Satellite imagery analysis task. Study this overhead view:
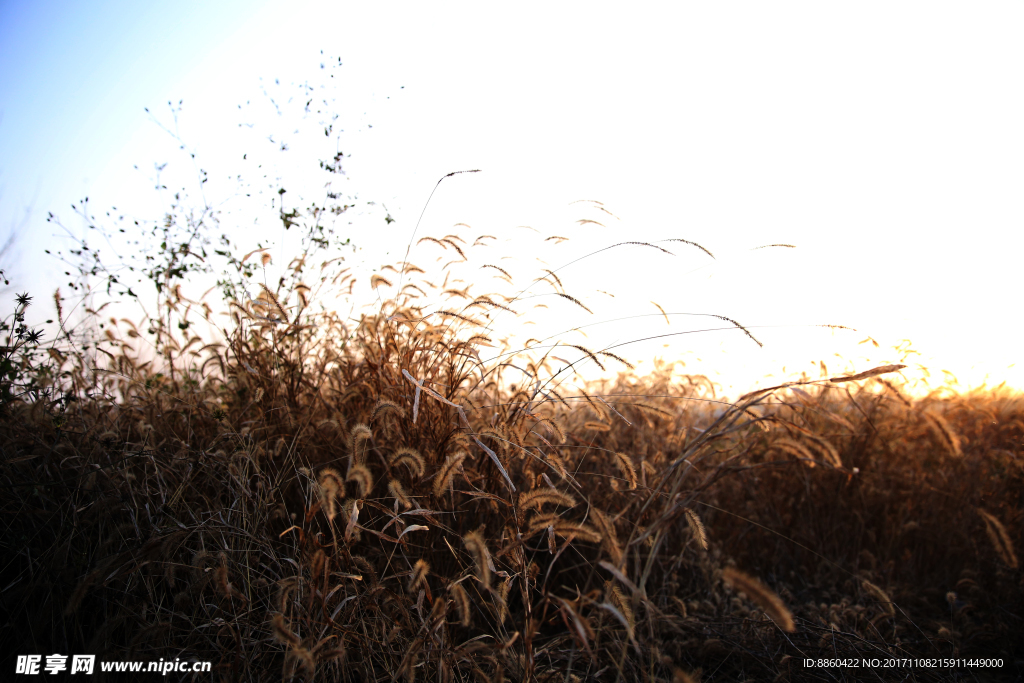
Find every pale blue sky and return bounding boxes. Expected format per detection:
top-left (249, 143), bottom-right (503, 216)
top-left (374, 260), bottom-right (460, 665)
top-left (2, 1), bottom-right (1023, 397)
top-left (0, 0), bottom-right (270, 239)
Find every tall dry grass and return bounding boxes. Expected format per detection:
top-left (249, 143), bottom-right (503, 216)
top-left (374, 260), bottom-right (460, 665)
top-left (1, 181), bottom-right (1021, 682)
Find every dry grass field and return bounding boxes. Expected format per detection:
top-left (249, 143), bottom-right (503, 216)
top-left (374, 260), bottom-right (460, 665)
top-left (1, 208), bottom-right (1021, 682)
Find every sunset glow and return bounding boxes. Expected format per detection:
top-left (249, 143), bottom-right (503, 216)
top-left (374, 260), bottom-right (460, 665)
top-left (2, 1), bottom-right (1022, 399)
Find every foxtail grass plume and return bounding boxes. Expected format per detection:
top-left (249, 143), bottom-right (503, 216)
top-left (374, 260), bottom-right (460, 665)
top-left (722, 567), bottom-right (796, 632)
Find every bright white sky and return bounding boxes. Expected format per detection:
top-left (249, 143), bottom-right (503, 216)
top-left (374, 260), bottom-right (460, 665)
top-left (2, 1), bottom-right (1022, 399)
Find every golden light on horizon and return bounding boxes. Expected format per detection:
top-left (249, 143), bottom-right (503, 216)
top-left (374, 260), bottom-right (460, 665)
top-left (332, 196), bottom-right (1024, 404)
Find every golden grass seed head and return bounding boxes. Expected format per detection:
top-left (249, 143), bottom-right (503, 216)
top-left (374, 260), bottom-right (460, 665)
top-left (497, 580), bottom-right (511, 625)
top-left (527, 512), bottom-right (558, 536)
top-left (546, 387), bottom-right (570, 409)
top-left (978, 508), bottom-right (1018, 568)
top-left (272, 613), bottom-right (301, 648)
top-left (539, 416), bottom-right (566, 444)
top-left (346, 463), bottom-right (374, 499)
top-left (449, 432), bottom-right (472, 451)
top-left (533, 517), bottom-right (603, 545)
top-left (861, 579), bottom-right (895, 617)
top-left (609, 584), bottom-right (634, 634)
top-left (214, 563), bottom-right (233, 599)
top-left (463, 530), bottom-right (491, 590)
top-left (672, 668), bottom-right (700, 683)
top-left (501, 524), bottom-right (526, 570)
top-left (480, 264), bottom-right (512, 281)
top-left (721, 567), bottom-right (796, 632)
top-left (349, 422), bottom-right (372, 444)
top-left (879, 378), bottom-right (914, 408)
top-left (478, 428), bottom-right (508, 454)
top-left (708, 314), bottom-right (762, 347)
top-left (433, 451), bottom-right (469, 499)
top-left (408, 559), bottom-right (430, 594)
top-left (772, 438), bottom-right (817, 466)
top-left (556, 294), bottom-right (593, 315)
top-left (598, 350), bottom-right (635, 369)
top-left (640, 459), bottom-right (658, 484)
top-left (449, 581), bottom-right (472, 627)
top-left (518, 487), bottom-right (576, 511)
top-left (289, 647), bottom-right (315, 682)
top-left (258, 283), bottom-right (288, 321)
top-left (318, 467), bottom-right (344, 488)
top-left (388, 478), bottom-right (413, 510)
top-left (348, 423), bottom-right (372, 463)
top-left (350, 555), bottom-right (373, 579)
top-left (555, 520), bottom-right (603, 544)
top-left (829, 363), bottom-right (907, 383)
top-left (371, 398), bottom-right (405, 423)
top-left (370, 274), bottom-right (392, 289)
top-left (684, 508), bottom-right (708, 550)
top-left (591, 508), bottom-right (623, 565)
top-left (53, 288), bottom-right (64, 322)
top-left (316, 418), bottom-right (342, 434)
top-left (440, 237), bottom-right (466, 259)
top-left (428, 591), bottom-right (448, 626)
top-left (805, 434), bottom-right (843, 469)
top-left (276, 577), bottom-right (298, 613)
top-left (389, 447), bottom-right (426, 479)
top-left (923, 411), bottom-right (963, 458)
top-left (577, 386), bottom-right (609, 421)
top-left (397, 637), bottom-right (422, 683)
top-left (309, 549), bottom-right (326, 580)
top-left (613, 451), bottom-right (638, 490)
top-left (318, 467), bottom-right (345, 520)
top-left (741, 408), bottom-right (771, 432)
top-left (633, 402), bottom-right (673, 419)
top-left (543, 452), bottom-right (568, 481)
top-left (438, 309), bottom-right (481, 326)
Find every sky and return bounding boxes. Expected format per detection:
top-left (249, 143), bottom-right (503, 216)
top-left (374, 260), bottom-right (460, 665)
top-left (1, 1), bottom-right (1023, 399)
